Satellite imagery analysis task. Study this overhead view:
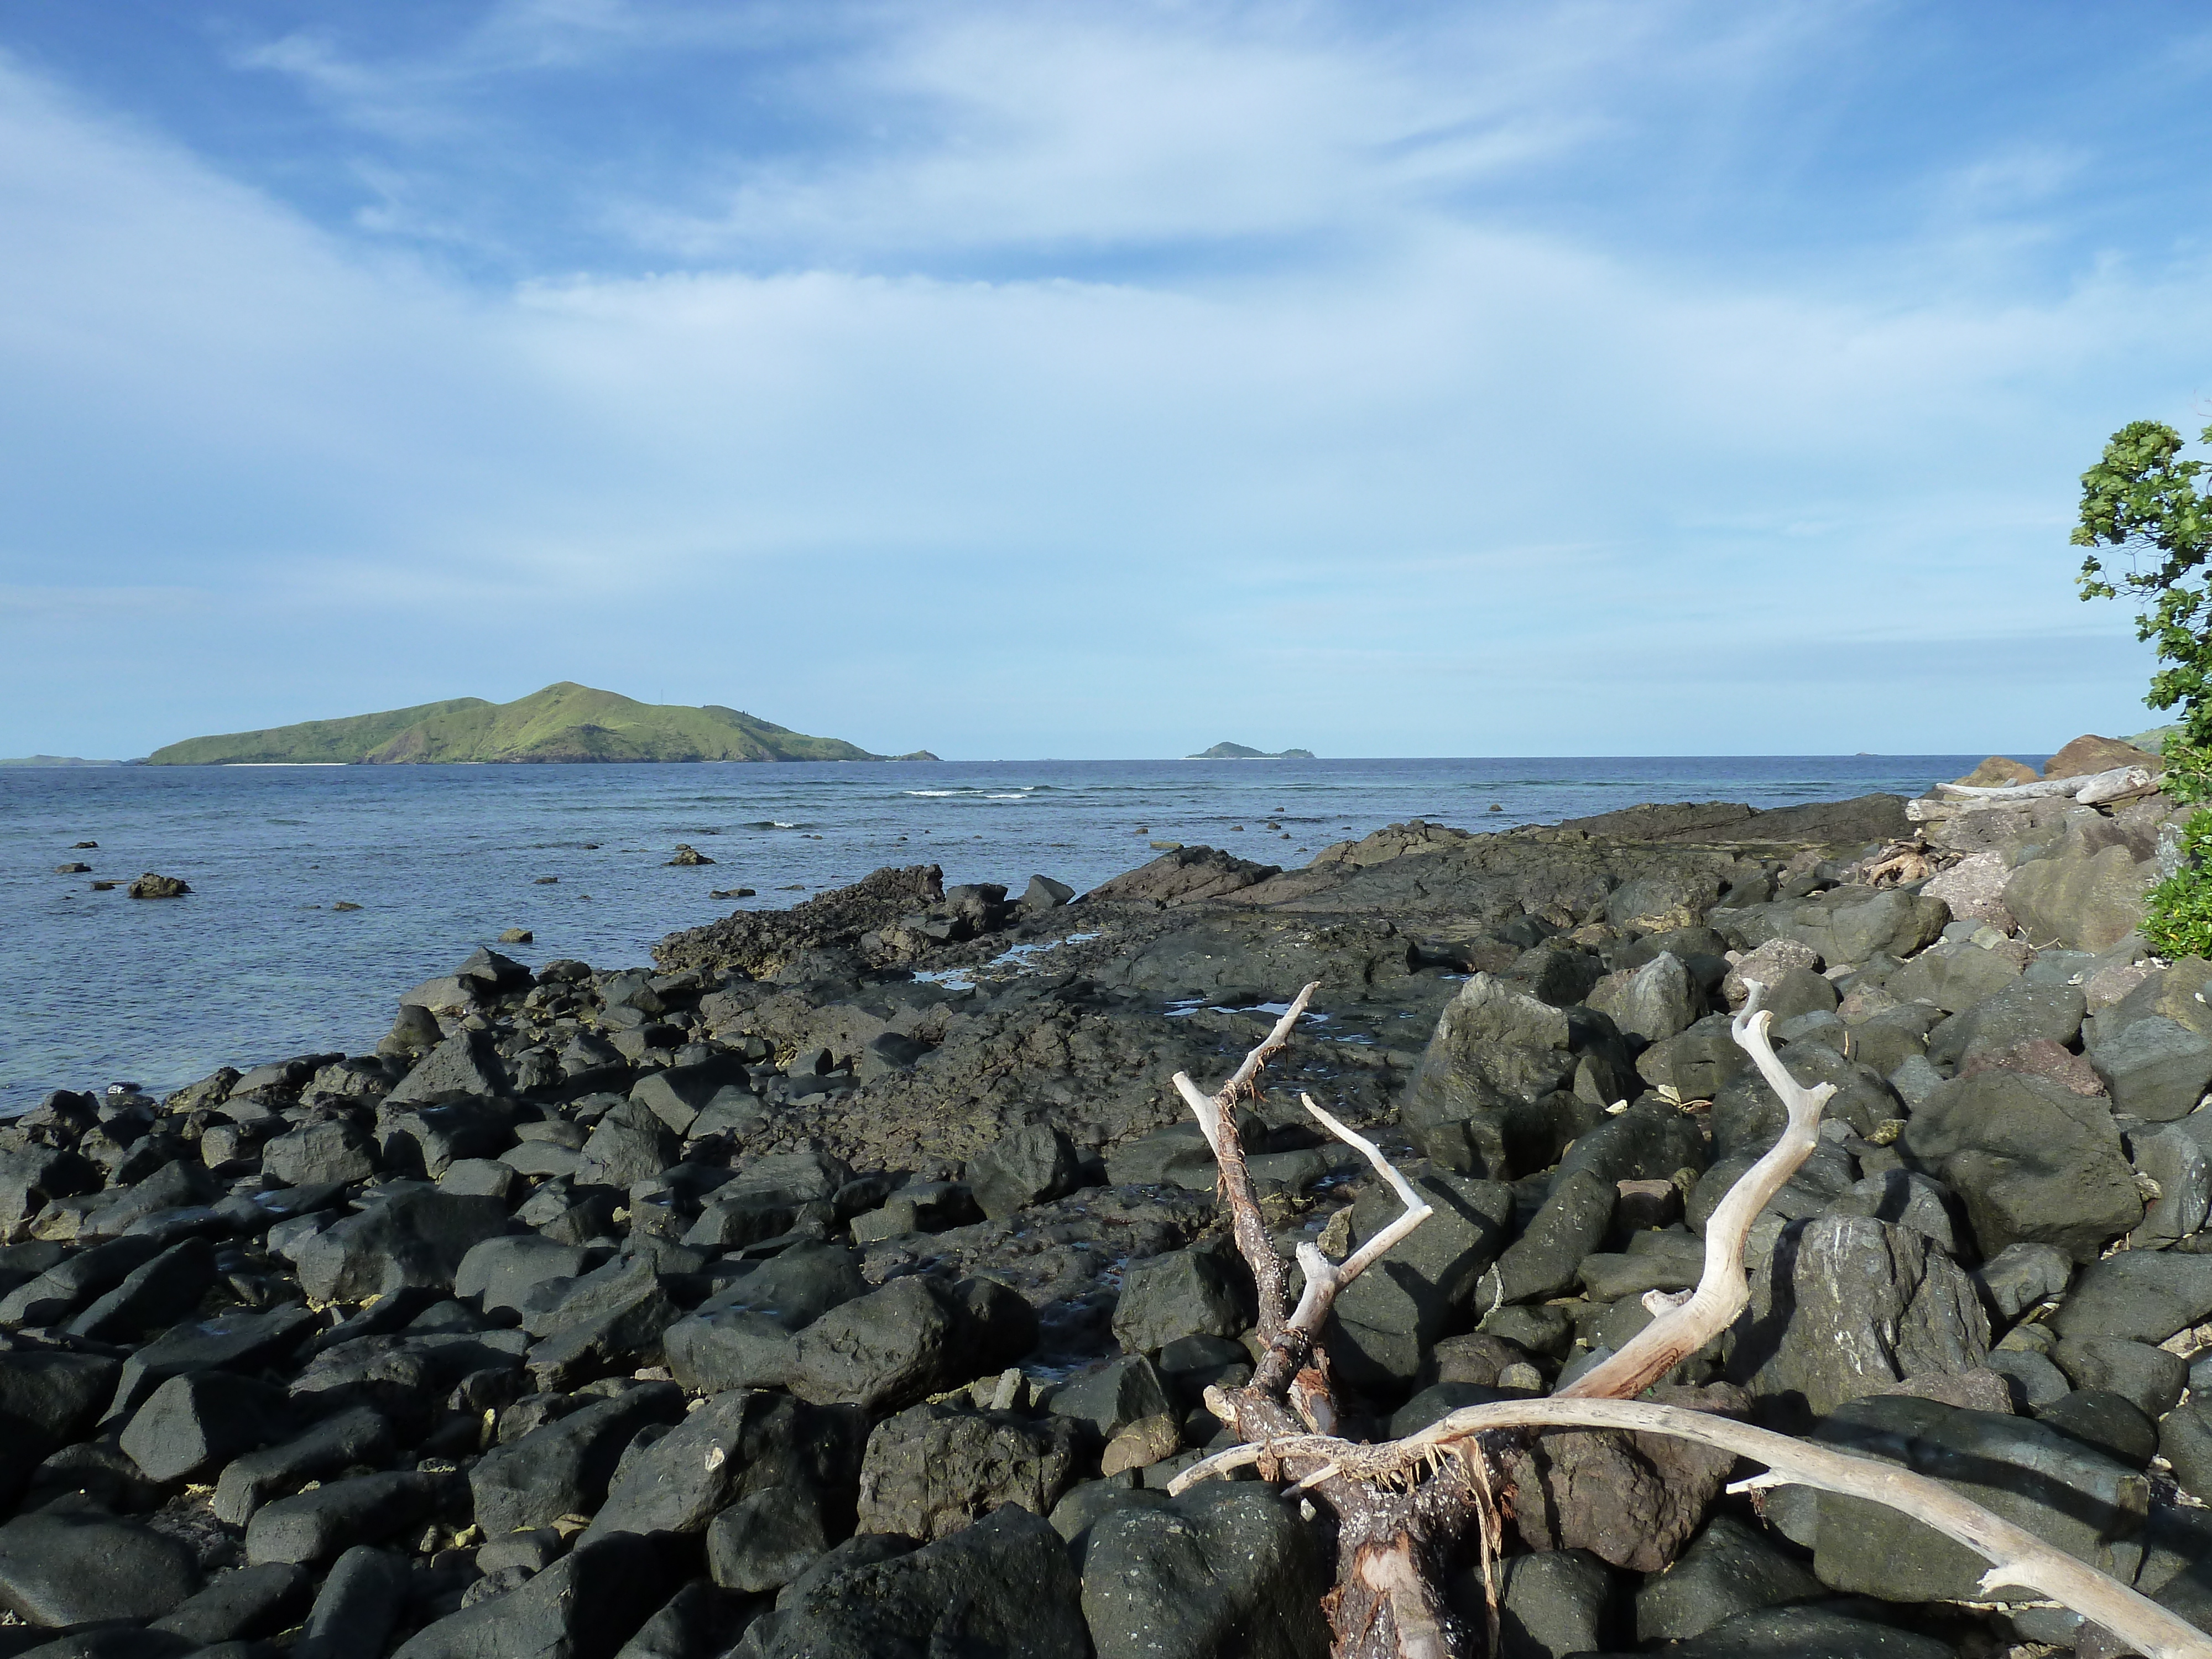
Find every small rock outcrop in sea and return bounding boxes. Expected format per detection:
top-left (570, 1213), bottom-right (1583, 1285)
top-left (4, 733), bottom-right (2209, 1655)
top-left (665, 846), bottom-right (715, 867)
top-left (127, 873), bottom-right (190, 899)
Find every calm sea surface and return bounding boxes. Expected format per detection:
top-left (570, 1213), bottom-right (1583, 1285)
top-left (0, 756), bottom-right (1994, 1112)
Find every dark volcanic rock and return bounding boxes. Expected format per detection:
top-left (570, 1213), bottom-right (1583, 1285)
top-left (1111, 1237), bottom-right (1256, 1357)
top-left (67, 1237), bottom-right (216, 1341)
top-left (1900, 1070), bottom-right (2142, 1260)
top-left (212, 1405), bottom-right (394, 1526)
top-left (1329, 1171), bottom-right (1513, 1388)
top-left (2052, 1251), bottom-right (2212, 1344)
top-left (384, 1029), bottom-right (510, 1107)
top-left (153, 1561), bottom-right (315, 1647)
top-left (787, 1275), bottom-right (1036, 1412)
top-left (243, 1470), bottom-right (442, 1566)
top-left (471, 1381), bottom-right (688, 1536)
top-left (1404, 974), bottom-right (1632, 1128)
top-left (656, 864), bottom-right (945, 977)
top-left (582, 1389), bottom-right (867, 1547)
top-left (1633, 1514), bottom-right (1822, 1643)
top-left (1750, 1215), bottom-right (1990, 1417)
top-left (393, 1533), bottom-right (676, 1659)
top-left (1081, 1481), bottom-right (1330, 1659)
top-left (1804, 1394), bottom-right (2147, 1602)
top-left (0, 1511), bottom-right (201, 1625)
top-left (966, 1123), bottom-right (1082, 1219)
top-left (857, 1401), bottom-right (1079, 1541)
top-left (747, 1503), bottom-right (1087, 1659)
top-left (291, 1547), bottom-right (411, 1659)
top-left (1506, 1385), bottom-right (1747, 1572)
top-left (263, 1122), bottom-right (380, 1188)
top-left (119, 1370), bottom-right (290, 1484)
top-left (294, 1190), bottom-right (513, 1304)
top-left (1084, 847), bottom-right (1281, 907)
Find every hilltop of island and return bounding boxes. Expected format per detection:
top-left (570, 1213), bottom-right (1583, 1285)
top-left (0, 754), bottom-right (123, 766)
top-left (144, 682), bottom-right (937, 765)
top-left (1186, 740), bottom-right (1317, 759)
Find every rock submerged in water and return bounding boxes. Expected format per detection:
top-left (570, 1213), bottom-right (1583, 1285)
top-left (3, 753), bottom-right (2205, 1653)
top-left (127, 872), bottom-right (190, 898)
top-left (666, 844), bottom-right (715, 866)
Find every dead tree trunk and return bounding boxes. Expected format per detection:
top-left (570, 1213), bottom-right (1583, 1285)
top-left (1171, 982), bottom-right (2212, 1659)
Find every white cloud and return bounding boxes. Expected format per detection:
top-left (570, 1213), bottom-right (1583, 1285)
top-left (0, 5), bottom-right (2193, 759)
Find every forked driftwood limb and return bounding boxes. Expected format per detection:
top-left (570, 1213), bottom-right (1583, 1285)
top-left (1557, 989), bottom-right (1827, 1400)
top-left (1168, 976), bottom-right (2212, 1659)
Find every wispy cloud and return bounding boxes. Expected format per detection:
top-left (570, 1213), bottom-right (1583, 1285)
top-left (0, 2), bottom-right (2200, 757)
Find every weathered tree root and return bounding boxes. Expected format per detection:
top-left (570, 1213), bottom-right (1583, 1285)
top-left (1170, 981), bottom-right (2212, 1659)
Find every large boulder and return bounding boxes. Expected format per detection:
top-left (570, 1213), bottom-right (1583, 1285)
top-left (2088, 1016), bottom-right (2212, 1121)
top-left (575, 1099), bottom-right (679, 1188)
top-left (1587, 953), bottom-right (1702, 1045)
top-left (582, 1389), bottom-right (867, 1547)
top-left (262, 1122), bottom-right (379, 1188)
top-left (1884, 940), bottom-right (2022, 1014)
top-left (0, 1511), bottom-right (201, 1625)
top-left (294, 1192), bottom-right (513, 1305)
top-left (1326, 1172), bottom-right (1513, 1389)
top-left (1925, 982), bottom-right (2085, 1070)
top-left (1404, 975), bottom-right (1632, 1128)
top-left (1800, 1395), bottom-right (2147, 1603)
top-left (383, 1031), bottom-right (509, 1108)
top-left (2045, 734), bottom-right (2158, 780)
top-left (2052, 1252), bottom-right (2212, 1345)
top-left (966, 1124), bottom-right (1082, 1220)
top-left (1111, 1238), bottom-right (1256, 1356)
top-left (2004, 845), bottom-right (2150, 953)
top-left (1082, 1482), bottom-right (1331, 1659)
top-left (748, 1503), bottom-right (1088, 1659)
top-left (855, 1403), bottom-right (1079, 1541)
top-left (470, 1382), bottom-right (688, 1536)
top-left (391, 1532), bottom-right (675, 1659)
top-left (1717, 886), bottom-right (1948, 966)
top-left (1505, 1384), bottom-right (1746, 1573)
top-left (787, 1276), bottom-right (1036, 1413)
top-left (1900, 1071), bottom-right (2142, 1260)
top-left (1746, 1216), bottom-right (1989, 1417)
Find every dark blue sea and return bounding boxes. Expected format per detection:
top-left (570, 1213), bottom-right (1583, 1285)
top-left (0, 756), bottom-right (1995, 1113)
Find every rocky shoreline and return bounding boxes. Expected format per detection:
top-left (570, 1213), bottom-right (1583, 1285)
top-left (3, 734), bottom-right (2209, 1659)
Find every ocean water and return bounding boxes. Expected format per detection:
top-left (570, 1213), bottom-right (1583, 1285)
top-left (0, 755), bottom-right (1992, 1112)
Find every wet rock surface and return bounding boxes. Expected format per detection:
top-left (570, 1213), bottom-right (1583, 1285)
top-left (8, 748), bottom-right (2208, 1656)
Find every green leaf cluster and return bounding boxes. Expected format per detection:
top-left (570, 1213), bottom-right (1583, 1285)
top-left (2077, 418), bottom-right (2212, 948)
top-left (2144, 812), bottom-right (2212, 958)
top-left (2074, 419), bottom-right (2212, 796)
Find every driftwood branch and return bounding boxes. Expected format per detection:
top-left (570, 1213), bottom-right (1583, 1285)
top-left (1174, 1398), bottom-right (2212, 1659)
top-left (1557, 985), bottom-right (1828, 1400)
top-left (1173, 980), bottom-right (1319, 1361)
top-left (1164, 971), bottom-right (2212, 1659)
top-left (1933, 763), bottom-right (2155, 805)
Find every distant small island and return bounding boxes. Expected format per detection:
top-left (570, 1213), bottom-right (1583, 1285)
top-left (145, 682), bottom-right (938, 765)
top-left (1186, 742), bottom-right (1317, 759)
top-left (0, 755), bottom-right (123, 767)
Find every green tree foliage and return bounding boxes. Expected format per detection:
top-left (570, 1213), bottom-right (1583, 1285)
top-left (2075, 418), bottom-right (2212, 954)
top-left (2074, 419), bottom-right (2212, 799)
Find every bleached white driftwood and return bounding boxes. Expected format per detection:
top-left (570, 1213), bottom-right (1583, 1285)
top-left (1162, 971), bottom-right (2212, 1659)
top-left (1933, 764), bottom-right (2155, 805)
top-left (1554, 985), bottom-right (1828, 1400)
top-left (1172, 1397), bottom-right (2212, 1659)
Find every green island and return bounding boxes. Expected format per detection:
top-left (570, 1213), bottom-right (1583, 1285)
top-left (143, 682), bottom-right (936, 765)
top-left (1185, 740), bottom-right (1317, 759)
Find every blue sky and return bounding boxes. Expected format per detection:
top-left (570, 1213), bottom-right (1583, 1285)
top-left (2, 1), bottom-right (2208, 759)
